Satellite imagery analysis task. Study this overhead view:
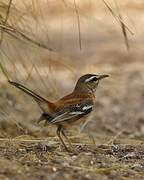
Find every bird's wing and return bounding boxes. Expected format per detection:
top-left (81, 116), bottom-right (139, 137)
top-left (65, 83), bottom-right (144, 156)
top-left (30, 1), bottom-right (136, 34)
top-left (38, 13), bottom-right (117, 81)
top-left (50, 99), bottom-right (93, 124)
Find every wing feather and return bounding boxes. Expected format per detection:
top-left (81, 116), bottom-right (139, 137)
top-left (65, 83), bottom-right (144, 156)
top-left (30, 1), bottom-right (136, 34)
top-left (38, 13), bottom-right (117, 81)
top-left (50, 99), bottom-right (93, 124)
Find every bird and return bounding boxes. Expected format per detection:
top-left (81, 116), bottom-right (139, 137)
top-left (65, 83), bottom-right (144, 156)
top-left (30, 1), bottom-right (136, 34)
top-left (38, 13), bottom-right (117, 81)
top-left (8, 74), bottom-right (109, 151)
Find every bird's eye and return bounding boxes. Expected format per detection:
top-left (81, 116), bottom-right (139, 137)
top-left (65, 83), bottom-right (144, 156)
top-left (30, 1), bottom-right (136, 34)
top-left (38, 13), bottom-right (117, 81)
top-left (85, 76), bottom-right (98, 82)
top-left (91, 77), bottom-right (97, 81)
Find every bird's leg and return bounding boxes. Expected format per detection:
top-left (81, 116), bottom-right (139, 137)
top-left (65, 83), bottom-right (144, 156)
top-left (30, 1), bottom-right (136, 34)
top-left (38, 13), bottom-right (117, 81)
top-left (61, 129), bottom-right (72, 148)
top-left (56, 126), bottom-right (69, 152)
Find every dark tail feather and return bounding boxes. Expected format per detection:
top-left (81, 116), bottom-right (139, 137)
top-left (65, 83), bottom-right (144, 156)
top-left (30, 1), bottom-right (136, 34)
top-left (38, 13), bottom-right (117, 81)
top-left (8, 80), bottom-right (47, 102)
top-left (8, 80), bottom-right (51, 112)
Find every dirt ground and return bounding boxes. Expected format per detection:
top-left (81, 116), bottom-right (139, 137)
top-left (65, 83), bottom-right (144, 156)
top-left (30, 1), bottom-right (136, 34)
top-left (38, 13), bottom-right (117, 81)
top-left (0, 0), bottom-right (144, 179)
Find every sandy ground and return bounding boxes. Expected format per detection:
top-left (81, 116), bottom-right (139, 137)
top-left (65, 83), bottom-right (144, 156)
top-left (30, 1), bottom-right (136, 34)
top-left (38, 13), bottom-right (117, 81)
top-left (0, 0), bottom-right (144, 179)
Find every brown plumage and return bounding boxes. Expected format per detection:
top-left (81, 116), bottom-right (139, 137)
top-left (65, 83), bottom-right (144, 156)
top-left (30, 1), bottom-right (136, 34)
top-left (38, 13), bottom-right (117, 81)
top-left (8, 74), bottom-right (109, 151)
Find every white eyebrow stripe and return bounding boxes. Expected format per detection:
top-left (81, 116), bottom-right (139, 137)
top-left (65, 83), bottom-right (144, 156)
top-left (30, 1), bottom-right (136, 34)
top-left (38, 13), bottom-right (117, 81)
top-left (85, 76), bottom-right (97, 82)
top-left (82, 105), bottom-right (93, 111)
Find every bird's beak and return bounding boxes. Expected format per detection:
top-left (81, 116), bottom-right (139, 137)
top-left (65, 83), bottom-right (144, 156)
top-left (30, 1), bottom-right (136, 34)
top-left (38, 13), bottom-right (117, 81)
top-left (98, 74), bottom-right (109, 80)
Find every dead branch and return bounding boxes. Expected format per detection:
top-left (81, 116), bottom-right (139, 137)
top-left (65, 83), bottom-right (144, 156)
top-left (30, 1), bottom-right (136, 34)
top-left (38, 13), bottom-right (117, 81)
top-left (0, 24), bottom-right (53, 51)
top-left (73, 0), bottom-right (82, 50)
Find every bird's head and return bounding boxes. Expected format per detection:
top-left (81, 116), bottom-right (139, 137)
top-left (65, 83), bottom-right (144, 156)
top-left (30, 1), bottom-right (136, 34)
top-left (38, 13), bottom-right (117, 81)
top-left (74, 74), bottom-right (109, 93)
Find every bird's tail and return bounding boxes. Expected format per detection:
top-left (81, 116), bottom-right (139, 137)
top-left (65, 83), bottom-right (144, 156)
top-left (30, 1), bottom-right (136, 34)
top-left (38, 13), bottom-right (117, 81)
top-left (8, 80), bottom-right (55, 113)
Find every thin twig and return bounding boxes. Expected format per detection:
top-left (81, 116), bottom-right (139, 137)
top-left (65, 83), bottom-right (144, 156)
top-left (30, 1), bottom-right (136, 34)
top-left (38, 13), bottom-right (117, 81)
top-left (0, 42), bottom-right (24, 80)
top-left (0, 24), bottom-right (53, 51)
top-left (33, 64), bottom-right (50, 92)
top-left (23, 63), bottom-right (35, 84)
top-left (73, 0), bottom-right (82, 50)
top-left (102, 0), bottom-right (134, 35)
top-left (114, 0), bottom-right (129, 50)
top-left (0, 0), bottom-right (13, 44)
top-left (0, 61), bottom-right (10, 80)
top-left (52, 59), bottom-right (77, 78)
top-left (106, 130), bottom-right (123, 145)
